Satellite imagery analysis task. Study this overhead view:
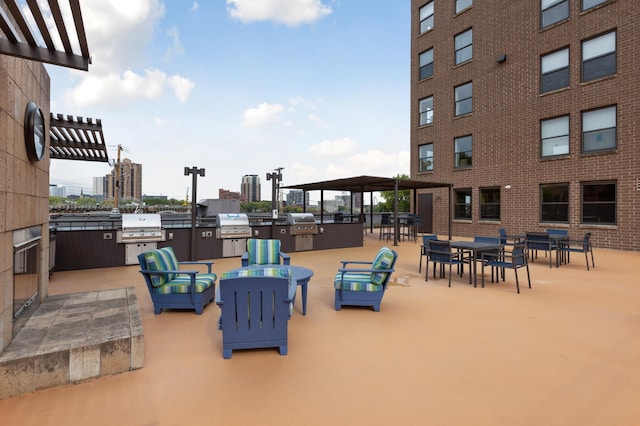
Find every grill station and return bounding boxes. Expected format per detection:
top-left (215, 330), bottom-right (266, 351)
top-left (117, 214), bottom-right (165, 264)
top-left (287, 213), bottom-right (318, 251)
top-left (216, 213), bottom-right (252, 257)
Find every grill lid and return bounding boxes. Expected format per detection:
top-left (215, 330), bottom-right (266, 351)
top-left (216, 213), bottom-right (249, 227)
top-left (122, 213), bottom-right (162, 231)
top-left (119, 214), bottom-right (164, 242)
top-left (216, 213), bottom-right (251, 238)
top-left (286, 213), bottom-right (316, 225)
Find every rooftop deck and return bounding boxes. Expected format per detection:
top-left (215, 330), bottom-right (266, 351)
top-left (1, 234), bottom-right (639, 425)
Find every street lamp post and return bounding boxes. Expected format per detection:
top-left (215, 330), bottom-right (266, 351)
top-left (184, 166), bottom-right (205, 261)
top-left (266, 168), bottom-right (283, 237)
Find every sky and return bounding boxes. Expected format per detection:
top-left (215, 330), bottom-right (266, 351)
top-left (46, 0), bottom-right (410, 201)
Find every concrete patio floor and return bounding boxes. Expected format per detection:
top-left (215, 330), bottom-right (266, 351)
top-left (1, 234), bottom-right (639, 425)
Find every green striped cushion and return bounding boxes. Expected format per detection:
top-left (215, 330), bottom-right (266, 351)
top-left (371, 247), bottom-right (395, 285)
top-left (153, 273), bottom-right (216, 294)
top-left (220, 266), bottom-right (293, 317)
top-left (334, 272), bottom-right (384, 292)
top-left (221, 266), bottom-right (291, 280)
top-left (143, 247), bottom-right (180, 287)
top-left (247, 239), bottom-right (281, 265)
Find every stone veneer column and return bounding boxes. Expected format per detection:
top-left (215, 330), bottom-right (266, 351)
top-left (0, 56), bottom-right (50, 352)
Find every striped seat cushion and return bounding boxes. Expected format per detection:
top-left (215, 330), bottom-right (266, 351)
top-left (371, 247), bottom-right (395, 285)
top-left (334, 272), bottom-right (384, 292)
top-left (220, 266), bottom-right (291, 280)
top-left (143, 247), bottom-right (180, 287)
top-left (153, 273), bottom-right (217, 294)
top-left (218, 266), bottom-right (294, 326)
top-left (246, 239), bottom-right (281, 265)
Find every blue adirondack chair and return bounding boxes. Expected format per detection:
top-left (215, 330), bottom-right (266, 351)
top-left (217, 266), bottom-right (296, 359)
top-left (334, 247), bottom-right (398, 312)
top-left (138, 247), bottom-right (217, 314)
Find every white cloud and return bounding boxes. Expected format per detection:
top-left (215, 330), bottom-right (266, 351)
top-left (227, 0), bottom-right (332, 26)
top-left (53, 0), bottom-right (195, 108)
top-left (309, 138), bottom-right (357, 157)
top-left (65, 69), bottom-right (194, 107)
top-left (165, 27), bottom-right (184, 60)
top-left (242, 102), bottom-right (285, 127)
top-left (308, 114), bottom-right (328, 127)
top-left (81, 0), bottom-right (167, 73)
top-left (191, 2), bottom-right (199, 11)
top-left (167, 75), bottom-right (195, 103)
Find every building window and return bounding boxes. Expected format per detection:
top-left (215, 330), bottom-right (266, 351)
top-left (541, 184), bottom-right (569, 223)
top-left (541, 0), bottom-right (569, 28)
top-left (582, 31), bottom-right (616, 82)
top-left (582, 181), bottom-right (616, 224)
top-left (454, 189), bottom-right (472, 219)
top-left (456, 0), bottom-right (472, 13)
top-left (541, 48), bottom-right (569, 93)
top-left (582, 105), bottom-right (616, 152)
top-left (419, 48), bottom-right (434, 80)
top-left (454, 28), bottom-right (473, 65)
top-left (582, 0), bottom-right (608, 11)
top-left (454, 135), bottom-right (472, 168)
top-left (420, 2), bottom-right (434, 34)
top-left (541, 115), bottom-right (569, 157)
top-left (419, 96), bottom-right (434, 126)
top-left (419, 144), bottom-right (434, 172)
top-left (454, 82), bottom-right (472, 116)
top-left (480, 188), bottom-right (500, 220)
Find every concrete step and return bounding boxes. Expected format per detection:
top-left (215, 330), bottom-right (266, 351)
top-left (0, 287), bottom-right (144, 399)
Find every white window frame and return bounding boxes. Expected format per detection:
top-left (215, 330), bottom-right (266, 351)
top-left (541, 115), bottom-right (570, 157)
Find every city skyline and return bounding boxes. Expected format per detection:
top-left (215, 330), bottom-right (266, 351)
top-left (47, 0), bottom-right (410, 201)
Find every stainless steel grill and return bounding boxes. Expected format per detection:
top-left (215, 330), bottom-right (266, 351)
top-left (287, 213), bottom-right (318, 235)
top-left (287, 213), bottom-right (317, 252)
top-left (216, 213), bottom-right (251, 239)
top-left (118, 214), bottom-right (164, 243)
top-left (216, 213), bottom-right (251, 258)
top-left (117, 214), bottom-right (165, 265)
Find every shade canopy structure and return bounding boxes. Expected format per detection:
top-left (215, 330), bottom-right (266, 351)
top-left (0, 0), bottom-right (90, 70)
top-left (282, 175), bottom-right (453, 245)
top-left (49, 113), bottom-right (109, 162)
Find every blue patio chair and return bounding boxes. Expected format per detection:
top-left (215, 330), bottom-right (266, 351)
top-left (334, 247), bottom-right (398, 312)
top-left (217, 267), bottom-right (295, 359)
top-left (138, 247), bottom-right (217, 314)
top-left (474, 236), bottom-right (502, 281)
top-left (241, 238), bottom-right (290, 267)
top-left (379, 214), bottom-right (394, 241)
top-left (558, 232), bottom-right (595, 270)
top-left (425, 240), bottom-right (470, 287)
top-left (481, 241), bottom-right (531, 293)
top-left (525, 232), bottom-right (557, 268)
top-left (419, 234), bottom-right (438, 273)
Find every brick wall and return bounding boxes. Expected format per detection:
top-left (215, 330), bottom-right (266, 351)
top-left (410, 0), bottom-right (639, 250)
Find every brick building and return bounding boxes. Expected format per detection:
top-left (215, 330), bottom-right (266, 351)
top-left (410, 0), bottom-right (639, 250)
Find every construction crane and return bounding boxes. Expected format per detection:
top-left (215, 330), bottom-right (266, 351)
top-left (183, 187), bottom-right (189, 206)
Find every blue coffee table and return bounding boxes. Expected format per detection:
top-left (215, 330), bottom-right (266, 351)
top-left (287, 266), bottom-right (314, 315)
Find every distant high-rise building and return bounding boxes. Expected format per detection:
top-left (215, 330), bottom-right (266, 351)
top-left (241, 175), bottom-right (261, 202)
top-left (49, 184), bottom-right (66, 197)
top-left (286, 189), bottom-right (308, 207)
top-left (219, 189), bottom-right (241, 200)
top-left (107, 158), bottom-right (142, 202)
top-left (93, 176), bottom-right (107, 200)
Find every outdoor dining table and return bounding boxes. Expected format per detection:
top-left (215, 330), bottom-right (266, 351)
top-left (450, 240), bottom-right (505, 287)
